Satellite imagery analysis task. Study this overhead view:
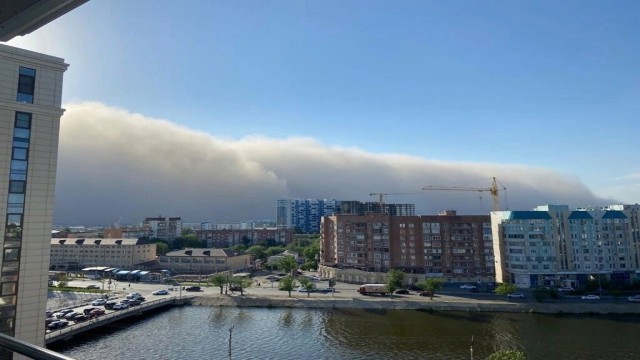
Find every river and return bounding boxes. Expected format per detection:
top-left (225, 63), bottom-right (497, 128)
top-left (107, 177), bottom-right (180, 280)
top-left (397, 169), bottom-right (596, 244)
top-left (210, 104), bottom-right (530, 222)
top-left (50, 306), bottom-right (640, 359)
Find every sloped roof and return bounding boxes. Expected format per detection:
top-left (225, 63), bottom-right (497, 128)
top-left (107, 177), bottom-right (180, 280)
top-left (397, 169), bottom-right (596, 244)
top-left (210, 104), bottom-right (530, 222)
top-left (508, 211), bottom-right (552, 220)
top-left (165, 248), bottom-right (247, 258)
top-left (602, 211), bottom-right (627, 219)
top-left (568, 211), bottom-right (593, 220)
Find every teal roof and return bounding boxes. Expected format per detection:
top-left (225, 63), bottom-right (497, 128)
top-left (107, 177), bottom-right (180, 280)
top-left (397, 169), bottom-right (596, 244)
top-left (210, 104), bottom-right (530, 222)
top-left (568, 211), bottom-right (593, 220)
top-left (508, 211), bottom-right (552, 220)
top-left (602, 211), bottom-right (627, 219)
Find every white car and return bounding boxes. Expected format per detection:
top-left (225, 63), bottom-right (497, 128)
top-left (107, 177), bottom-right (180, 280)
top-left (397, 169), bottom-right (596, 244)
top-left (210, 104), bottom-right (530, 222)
top-left (507, 293), bottom-right (525, 299)
top-left (91, 299), bottom-right (107, 306)
top-left (126, 293), bottom-right (142, 299)
top-left (557, 288), bottom-right (573, 292)
top-left (460, 285), bottom-right (476, 289)
top-left (581, 295), bottom-right (600, 300)
top-left (152, 289), bottom-right (169, 295)
top-left (627, 295), bottom-right (640, 302)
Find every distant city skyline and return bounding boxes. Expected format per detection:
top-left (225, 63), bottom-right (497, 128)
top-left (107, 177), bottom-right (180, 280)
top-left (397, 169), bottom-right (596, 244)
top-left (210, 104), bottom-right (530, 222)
top-left (7, 1), bottom-right (640, 224)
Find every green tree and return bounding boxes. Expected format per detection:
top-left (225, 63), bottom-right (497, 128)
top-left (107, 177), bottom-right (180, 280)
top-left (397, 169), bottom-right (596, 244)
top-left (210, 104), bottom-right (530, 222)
top-left (246, 245), bottom-right (267, 261)
top-left (487, 349), bottom-right (526, 360)
top-left (155, 241), bottom-right (169, 256)
top-left (278, 256), bottom-right (298, 275)
top-left (419, 278), bottom-right (443, 300)
top-left (228, 276), bottom-right (252, 296)
top-left (210, 274), bottom-right (227, 294)
top-left (241, 236), bottom-right (252, 247)
top-left (495, 283), bottom-right (518, 295)
top-left (279, 275), bottom-right (296, 297)
top-left (265, 246), bottom-right (285, 257)
top-left (299, 277), bottom-right (315, 298)
top-left (386, 269), bottom-right (406, 297)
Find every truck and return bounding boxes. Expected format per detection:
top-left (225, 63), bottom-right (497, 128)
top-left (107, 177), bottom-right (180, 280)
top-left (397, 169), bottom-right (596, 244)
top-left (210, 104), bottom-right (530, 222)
top-left (358, 284), bottom-right (389, 296)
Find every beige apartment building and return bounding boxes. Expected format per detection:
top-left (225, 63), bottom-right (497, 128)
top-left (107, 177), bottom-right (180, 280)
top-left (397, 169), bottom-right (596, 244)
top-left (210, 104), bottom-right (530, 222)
top-left (50, 238), bottom-right (156, 270)
top-left (159, 248), bottom-right (251, 275)
top-left (320, 212), bottom-right (494, 283)
top-left (0, 44), bottom-right (68, 350)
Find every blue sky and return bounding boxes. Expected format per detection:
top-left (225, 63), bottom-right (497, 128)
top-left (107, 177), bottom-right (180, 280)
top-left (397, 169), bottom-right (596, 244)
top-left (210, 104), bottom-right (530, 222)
top-left (7, 1), bottom-right (640, 220)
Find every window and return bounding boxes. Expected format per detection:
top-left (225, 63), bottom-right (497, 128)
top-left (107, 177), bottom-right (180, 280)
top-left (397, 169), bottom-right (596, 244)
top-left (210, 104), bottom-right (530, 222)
top-left (16, 67), bottom-right (36, 103)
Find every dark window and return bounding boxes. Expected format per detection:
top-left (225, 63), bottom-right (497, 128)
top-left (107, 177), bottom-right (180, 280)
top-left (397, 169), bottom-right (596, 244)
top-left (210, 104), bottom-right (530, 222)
top-left (16, 67), bottom-right (35, 103)
top-left (8, 181), bottom-right (25, 194)
top-left (2, 250), bottom-right (18, 263)
top-left (14, 112), bottom-right (31, 129)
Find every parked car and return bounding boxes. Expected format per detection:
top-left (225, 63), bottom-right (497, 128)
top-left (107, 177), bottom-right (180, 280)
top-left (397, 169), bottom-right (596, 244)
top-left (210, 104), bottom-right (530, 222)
top-left (46, 310), bottom-right (53, 318)
top-left (152, 289), bottom-right (169, 295)
top-left (265, 275), bottom-right (280, 281)
top-left (628, 295), bottom-right (640, 302)
top-left (316, 288), bottom-right (334, 293)
top-left (418, 291), bottom-right (433, 297)
top-left (460, 285), bottom-right (477, 289)
top-left (297, 286), bottom-right (314, 292)
top-left (557, 287), bottom-right (574, 292)
top-left (92, 299), bottom-right (107, 306)
top-left (86, 285), bottom-right (100, 289)
top-left (507, 293), bottom-right (525, 299)
top-left (185, 286), bottom-right (201, 292)
top-left (581, 295), bottom-right (600, 300)
top-left (394, 289), bottom-right (410, 295)
top-left (55, 309), bottom-right (74, 319)
top-left (308, 275), bottom-right (321, 281)
top-left (229, 286), bottom-right (243, 292)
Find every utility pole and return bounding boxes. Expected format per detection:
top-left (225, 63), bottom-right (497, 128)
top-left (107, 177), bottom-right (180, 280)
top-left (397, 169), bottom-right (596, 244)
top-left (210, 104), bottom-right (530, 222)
top-left (470, 335), bottom-right (474, 360)
top-left (228, 326), bottom-right (235, 359)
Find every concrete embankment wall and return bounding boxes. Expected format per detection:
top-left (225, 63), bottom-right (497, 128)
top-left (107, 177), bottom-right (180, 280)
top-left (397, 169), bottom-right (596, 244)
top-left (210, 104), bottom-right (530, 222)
top-left (190, 295), bottom-right (640, 315)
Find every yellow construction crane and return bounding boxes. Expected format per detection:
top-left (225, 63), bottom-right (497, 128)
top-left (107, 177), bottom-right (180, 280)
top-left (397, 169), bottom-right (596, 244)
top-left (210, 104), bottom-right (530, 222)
top-left (421, 177), bottom-right (506, 211)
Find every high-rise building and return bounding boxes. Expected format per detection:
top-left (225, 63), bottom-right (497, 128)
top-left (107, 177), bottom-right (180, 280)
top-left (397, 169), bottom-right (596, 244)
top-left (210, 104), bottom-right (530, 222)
top-left (319, 212), bottom-right (493, 282)
top-left (492, 204), bottom-right (640, 288)
top-left (0, 44), bottom-right (68, 349)
top-left (277, 199), bottom-right (415, 234)
top-left (143, 216), bottom-right (182, 241)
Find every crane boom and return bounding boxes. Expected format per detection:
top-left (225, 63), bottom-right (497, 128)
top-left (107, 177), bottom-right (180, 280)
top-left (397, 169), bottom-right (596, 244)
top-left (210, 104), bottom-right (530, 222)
top-left (422, 177), bottom-right (504, 211)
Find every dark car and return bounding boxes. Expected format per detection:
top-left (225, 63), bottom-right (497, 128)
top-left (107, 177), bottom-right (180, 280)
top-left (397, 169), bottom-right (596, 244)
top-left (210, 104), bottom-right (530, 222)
top-left (89, 308), bottom-right (105, 317)
top-left (47, 321), bottom-right (69, 330)
top-left (127, 299), bottom-right (142, 306)
top-left (394, 289), bottom-right (410, 295)
top-left (86, 285), bottom-right (100, 289)
top-left (185, 286), bottom-right (201, 292)
top-left (418, 291), bottom-right (433, 297)
top-left (229, 286), bottom-right (243, 292)
top-left (470, 288), bottom-right (479, 293)
top-left (104, 301), bottom-right (117, 310)
top-left (73, 315), bottom-right (88, 323)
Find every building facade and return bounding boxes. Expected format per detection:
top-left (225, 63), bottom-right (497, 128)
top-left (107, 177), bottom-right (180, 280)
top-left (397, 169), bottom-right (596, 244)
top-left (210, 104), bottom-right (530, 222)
top-left (319, 212), bottom-right (493, 282)
top-left (195, 228), bottom-right (294, 248)
top-left (492, 204), bottom-right (640, 288)
top-left (49, 238), bottom-right (157, 270)
top-left (0, 44), bottom-right (68, 348)
top-left (143, 216), bottom-right (182, 241)
top-left (278, 199), bottom-right (415, 234)
top-left (158, 248), bottom-right (251, 274)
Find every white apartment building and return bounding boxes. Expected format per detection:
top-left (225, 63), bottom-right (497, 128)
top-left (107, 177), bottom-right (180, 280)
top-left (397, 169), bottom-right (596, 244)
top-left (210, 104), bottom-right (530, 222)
top-left (143, 216), bottom-right (182, 241)
top-left (0, 44), bottom-right (68, 349)
top-left (492, 204), bottom-right (640, 288)
top-left (50, 238), bottom-right (156, 270)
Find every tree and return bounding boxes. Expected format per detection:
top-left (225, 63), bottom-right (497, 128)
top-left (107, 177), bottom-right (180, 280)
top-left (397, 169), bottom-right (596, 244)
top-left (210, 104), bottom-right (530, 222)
top-left (279, 275), bottom-right (296, 297)
top-left (210, 274), bottom-right (227, 294)
top-left (278, 256), bottom-right (298, 275)
top-left (386, 269), bottom-right (406, 297)
top-left (265, 246), bottom-right (285, 257)
top-left (246, 245), bottom-right (267, 261)
top-left (495, 283), bottom-right (518, 295)
top-left (419, 278), bottom-right (443, 300)
top-left (228, 276), bottom-right (252, 296)
top-left (241, 236), bottom-right (252, 247)
top-left (299, 277), bottom-right (314, 298)
top-left (487, 349), bottom-right (526, 360)
top-left (155, 241), bottom-right (169, 256)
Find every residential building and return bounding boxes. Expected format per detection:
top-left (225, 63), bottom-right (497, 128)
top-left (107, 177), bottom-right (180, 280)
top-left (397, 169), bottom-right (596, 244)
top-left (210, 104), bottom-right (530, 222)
top-left (143, 216), bottom-right (182, 241)
top-left (492, 204), bottom-right (640, 288)
top-left (277, 199), bottom-right (415, 234)
top-left (103, 227), bottom-right (146, 239)
top-left (49, 238), bottom-right (156, 270)
top-left (159, 248), bottom-right (251, 274)
top-left (319, 212), bottom-right (493, 282)
top-left (195, 228), bottom-right (294, 248)
top-left (0, 43), bottom-right (69, 350)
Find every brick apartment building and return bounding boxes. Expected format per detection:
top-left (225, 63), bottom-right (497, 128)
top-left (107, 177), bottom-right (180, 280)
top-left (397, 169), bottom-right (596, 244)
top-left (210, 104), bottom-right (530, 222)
top-left (320, 211), bottom-right (494, 282)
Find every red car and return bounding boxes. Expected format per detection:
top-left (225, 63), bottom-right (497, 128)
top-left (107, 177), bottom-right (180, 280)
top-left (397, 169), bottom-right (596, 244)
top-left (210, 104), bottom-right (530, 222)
top-left (89, 308), bottom-right (105, 317)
